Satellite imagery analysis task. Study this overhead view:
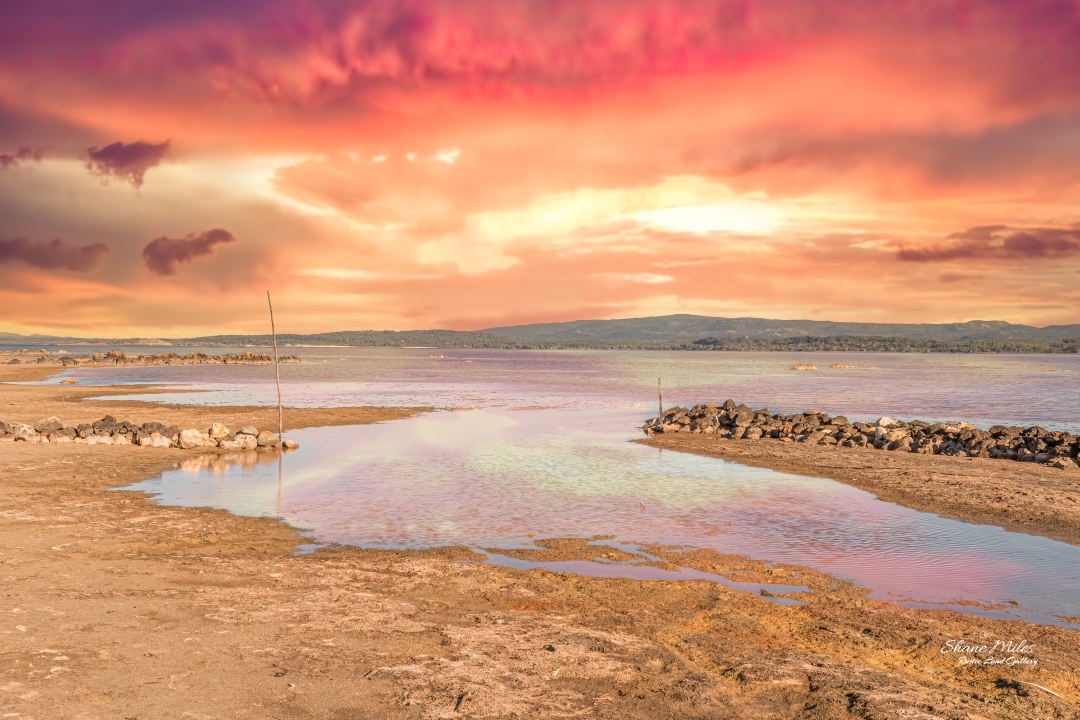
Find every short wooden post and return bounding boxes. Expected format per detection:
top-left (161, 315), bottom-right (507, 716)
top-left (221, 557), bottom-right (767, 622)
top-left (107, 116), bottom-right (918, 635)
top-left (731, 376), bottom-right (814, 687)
top-left (658, 378), bottom-right (663, 415)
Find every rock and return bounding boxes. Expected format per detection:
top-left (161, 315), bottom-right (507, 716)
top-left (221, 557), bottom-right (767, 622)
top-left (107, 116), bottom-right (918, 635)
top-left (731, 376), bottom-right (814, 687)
top-left (256, 431), bottom-right (280, 448)
top-left (830, 416), bottom-right (849, 426)
top-left (10, 423), bottom-right (40, 442)
top-left (282, 439), bottom-right (300, 451)
top-left (1034, 452), bottom-right (1049, 464)
top-left (1052, 458), bottom-right (1077, 469)
top-left (884, 429), bottom-right (909, 443)
top-left (179, 429), bottom-right (204, 449)
top-left (219, 434), bottom-right (258, 451)
top-left (60, 378), bottom-right (78, 384)
top-left (743, 426), bottom-right (763, 440)
top-left (208, 423), bottom-right (230, 439)
top-left (876, 417), bottom-right (896, 428)
top-left (0, 433), bottom-right (13, 442)
top-left (238, 426), bottom-right (258, 436)
top-left (34, 417), bottom-right (64, 433)
top-left (0, 421), bottom-right (6, 434)
top-left (112, 433), bottom-right (130, 445)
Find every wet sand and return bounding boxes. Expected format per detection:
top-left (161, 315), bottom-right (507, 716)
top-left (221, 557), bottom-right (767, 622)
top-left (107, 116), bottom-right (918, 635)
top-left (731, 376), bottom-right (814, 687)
top-left (3, 368), bottom-right (1080, 718)
top-left (641, 434), bottom-right (1080, 547)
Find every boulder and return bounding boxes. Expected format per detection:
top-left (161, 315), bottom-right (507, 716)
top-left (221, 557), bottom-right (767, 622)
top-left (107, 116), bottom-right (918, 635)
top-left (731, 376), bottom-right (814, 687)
top-left (282, 440), bottom-right (300, 451)
top-left (1052, 458), bottom-right (1077, 470)
top-left (0, 421), bottom-right (6, 434)
top-left (10, 423), bottom-right (40, 442)
top-left (256, 431), bottom-right (280, 448)
top-left (238, 426), bottom-right (259, 436)
top-left (208, 423), bottom-right (230, 439)
top-left (34, 417), bottom-right (63, 433)
top-left (112, 433), bottom-right (130, 446)
top-left (0, 433), bottom-right (13, 442)
top-left (179, 429), bottom-right (204, 449)
top-left (876, 417), bottom-right (896, 428)
top-left (219, 434), bottom-right (258, 451)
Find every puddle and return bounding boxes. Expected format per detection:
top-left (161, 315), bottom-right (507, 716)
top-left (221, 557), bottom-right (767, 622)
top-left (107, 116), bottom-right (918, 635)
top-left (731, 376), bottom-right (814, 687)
top-left (122, 408), bottom-right (1080, 629)
top-left (477, 550), bottom-right (808, 606)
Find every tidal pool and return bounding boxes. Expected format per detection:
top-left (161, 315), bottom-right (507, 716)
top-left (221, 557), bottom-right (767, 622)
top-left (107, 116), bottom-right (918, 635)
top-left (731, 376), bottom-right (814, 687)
top-left (124, 407), bottom-right (1080, 629)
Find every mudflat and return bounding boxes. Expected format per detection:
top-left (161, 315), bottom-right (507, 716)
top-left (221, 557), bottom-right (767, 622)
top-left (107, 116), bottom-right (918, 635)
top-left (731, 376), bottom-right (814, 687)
top-left (3, 369), bottom-right (1080, 718)
top-left (641, 434), bottom-right (1080, 547)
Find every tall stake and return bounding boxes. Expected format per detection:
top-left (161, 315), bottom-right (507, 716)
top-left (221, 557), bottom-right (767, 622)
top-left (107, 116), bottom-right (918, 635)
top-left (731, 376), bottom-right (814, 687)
top-left (267, 291), bottom-right (283, 441)
top-left (658, 377), bottom-right (663, 415)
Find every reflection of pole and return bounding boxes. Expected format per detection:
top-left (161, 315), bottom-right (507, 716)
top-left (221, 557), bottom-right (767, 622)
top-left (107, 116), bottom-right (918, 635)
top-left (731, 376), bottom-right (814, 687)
top-left (276, 452), bottom-right (283, 517)
top-left (658, 378), bottom-right (663, 415)
top-left (267, 291), bottom-right (284, 442)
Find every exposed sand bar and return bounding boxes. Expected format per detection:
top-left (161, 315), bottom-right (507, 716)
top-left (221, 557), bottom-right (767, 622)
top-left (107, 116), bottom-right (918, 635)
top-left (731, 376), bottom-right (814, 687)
top-left (2, 367), bottom-right (1079, 717)
top-left (641, 434), bottom-right (1080, 547)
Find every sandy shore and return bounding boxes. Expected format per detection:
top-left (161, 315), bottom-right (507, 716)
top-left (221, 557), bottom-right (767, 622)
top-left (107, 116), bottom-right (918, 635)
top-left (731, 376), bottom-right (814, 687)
top-left (641, 434), bottom-right (1080, 547)
top-left (3, 368), bottom-right (1079, 718)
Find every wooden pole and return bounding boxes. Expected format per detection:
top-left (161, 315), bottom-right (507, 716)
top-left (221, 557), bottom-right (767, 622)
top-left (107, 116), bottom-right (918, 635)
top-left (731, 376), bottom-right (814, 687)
top-left (658, 377), bottom-right (663, 415)
top-left (267, 291), bottom-right (283, 442)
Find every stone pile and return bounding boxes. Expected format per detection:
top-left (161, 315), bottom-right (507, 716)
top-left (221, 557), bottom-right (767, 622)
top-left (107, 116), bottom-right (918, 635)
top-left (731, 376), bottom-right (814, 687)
top-left (4, 349), bottom-right (300, 366)
top-left (0, 416), bottom-right (299, 451)
top-left (643, 400), bottom-right (1079, 469)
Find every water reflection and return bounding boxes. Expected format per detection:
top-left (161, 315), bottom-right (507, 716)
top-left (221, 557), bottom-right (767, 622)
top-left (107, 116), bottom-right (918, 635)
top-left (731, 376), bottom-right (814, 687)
top-left (126, 408), bottom-right (1080, 629)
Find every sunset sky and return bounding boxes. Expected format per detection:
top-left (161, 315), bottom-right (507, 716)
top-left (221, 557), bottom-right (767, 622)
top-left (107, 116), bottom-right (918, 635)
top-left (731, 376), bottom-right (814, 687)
top-left (2, 1), bottom-right (1080, 336)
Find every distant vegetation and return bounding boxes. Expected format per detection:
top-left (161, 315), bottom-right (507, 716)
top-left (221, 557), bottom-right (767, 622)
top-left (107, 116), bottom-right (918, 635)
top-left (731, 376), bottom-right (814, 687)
top-left (4, 315), bottom-right (1079, 353)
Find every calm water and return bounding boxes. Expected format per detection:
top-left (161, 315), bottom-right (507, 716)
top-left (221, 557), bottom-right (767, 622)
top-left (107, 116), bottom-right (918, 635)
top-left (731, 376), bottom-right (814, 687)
top-left (44, 346), bottom-right (1080, 430)
top-left (51, 347), bottom-right (1079, 627)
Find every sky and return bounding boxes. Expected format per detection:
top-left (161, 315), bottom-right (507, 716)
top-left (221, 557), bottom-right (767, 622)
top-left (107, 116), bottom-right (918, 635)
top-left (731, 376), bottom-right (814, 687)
top-left (2, 0), bottom-right (1080, 337)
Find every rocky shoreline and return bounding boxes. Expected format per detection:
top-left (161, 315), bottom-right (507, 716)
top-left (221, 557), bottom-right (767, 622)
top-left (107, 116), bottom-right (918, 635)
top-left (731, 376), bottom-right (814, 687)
top-left (643, 400), bottom-right (1078, 470)
top-left (0, 415), bottom-right (299, 451)
top-left (2, 348), bottom-right (300, 367)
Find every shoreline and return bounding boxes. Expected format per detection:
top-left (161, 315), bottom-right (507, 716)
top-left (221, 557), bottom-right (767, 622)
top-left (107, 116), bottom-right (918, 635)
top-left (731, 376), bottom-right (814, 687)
top-left (641, 435), bottom-right (1080, 546)
top-left (3, 367), bottom-right (1080, 716)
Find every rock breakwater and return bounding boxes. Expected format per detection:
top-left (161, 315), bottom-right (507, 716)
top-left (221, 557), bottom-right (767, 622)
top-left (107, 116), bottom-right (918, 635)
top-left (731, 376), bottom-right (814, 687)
top-left (0, 415), bottom-right (299, 451)
top-left (2, 349), bottom-right (300, 367)
top-left (643, 400), bottom-right (1078, 469)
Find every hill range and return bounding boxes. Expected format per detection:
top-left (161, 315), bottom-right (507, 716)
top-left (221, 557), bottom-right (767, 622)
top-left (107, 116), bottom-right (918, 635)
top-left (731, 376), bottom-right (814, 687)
top-left (2, 315), bottom-right (1080, 353)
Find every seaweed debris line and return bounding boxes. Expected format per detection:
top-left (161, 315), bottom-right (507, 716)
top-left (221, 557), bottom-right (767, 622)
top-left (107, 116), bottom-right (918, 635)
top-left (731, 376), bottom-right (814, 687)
top-left (644, 400), bottom-right (1078, 470)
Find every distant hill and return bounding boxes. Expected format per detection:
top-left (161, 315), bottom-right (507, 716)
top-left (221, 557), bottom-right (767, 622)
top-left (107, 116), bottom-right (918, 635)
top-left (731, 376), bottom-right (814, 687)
top-left (483, 314), bottom-right (1080, 343)
top-left (2, 315), bottom-right (1079, 352)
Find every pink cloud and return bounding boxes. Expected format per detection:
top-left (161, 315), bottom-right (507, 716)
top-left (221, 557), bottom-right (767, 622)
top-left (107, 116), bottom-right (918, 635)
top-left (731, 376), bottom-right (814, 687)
top-left (87, 140), bottom-right (169, 188)
top-left (0, 237), bottom-right (109, 272)
top-left (142, 228), bottom-right (236, 276)
top-left (898, 225), bottom-right (1080, 263)
top-left (0, 146), bottom-right (43, 168)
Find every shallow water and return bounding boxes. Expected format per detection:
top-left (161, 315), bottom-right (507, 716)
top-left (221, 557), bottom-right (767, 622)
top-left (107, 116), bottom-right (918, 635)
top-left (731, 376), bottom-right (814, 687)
top-left (44, 346), bottom-right (1080, 627)
top-left (125, 407), bottom-right (1080, 629)
top-left (42, 346), bottom-right (1080, 431)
